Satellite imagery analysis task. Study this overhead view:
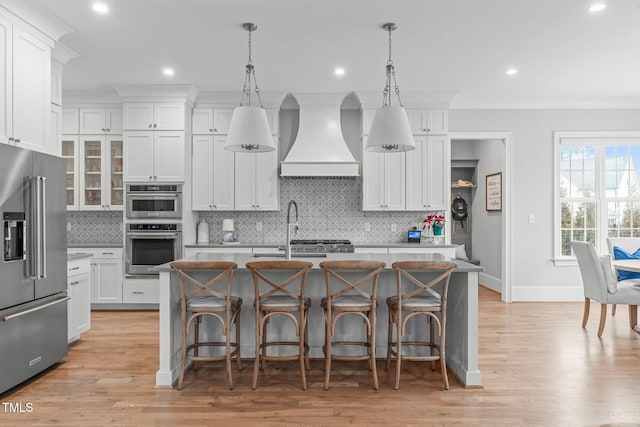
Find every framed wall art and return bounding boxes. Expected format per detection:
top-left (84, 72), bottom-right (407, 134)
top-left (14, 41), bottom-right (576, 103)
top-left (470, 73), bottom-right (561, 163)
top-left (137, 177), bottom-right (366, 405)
top-left (486, 172), bottom-right (502, 211)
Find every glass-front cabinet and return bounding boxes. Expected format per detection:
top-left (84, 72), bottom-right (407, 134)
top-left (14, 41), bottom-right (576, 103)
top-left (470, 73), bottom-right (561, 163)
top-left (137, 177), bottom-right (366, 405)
top-left (79, 136), bottom-right (124, 210)
top-left (62, 137), bottom-right (79, 210)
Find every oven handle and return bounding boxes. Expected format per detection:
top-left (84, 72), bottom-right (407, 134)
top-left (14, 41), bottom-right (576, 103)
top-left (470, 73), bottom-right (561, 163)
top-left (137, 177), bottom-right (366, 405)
top-left (127, 193), bottom-right (180, 199)
top-left (127, 233), bottom-right (180, 238)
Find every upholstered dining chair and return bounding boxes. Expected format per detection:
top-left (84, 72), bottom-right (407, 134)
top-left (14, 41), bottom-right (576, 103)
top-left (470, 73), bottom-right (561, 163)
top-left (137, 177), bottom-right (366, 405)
top-left (606, 237), bottom-right (640, 316)
top-left (571, 241), bottom-right (640, 337)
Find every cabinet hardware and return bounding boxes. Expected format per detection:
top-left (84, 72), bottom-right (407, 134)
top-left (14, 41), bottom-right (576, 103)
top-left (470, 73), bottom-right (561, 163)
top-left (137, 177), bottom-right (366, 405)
top-left (69, 266), bottom-right (80, 271)
top-left (209, 128), bottom-right (214, 133)
top-left (8, 136), bottom-right (14, 142)
top-left (102, 252), bottom-right (114, 255)
top-left (101, 128), bottom-right (106, 132)
top-left (106, 128), bottom-right (111, 132)
top-left (153, 124), bottom-right (157, 128)
top-left (148, 124), bottom-right (152, 128)
top-left (15, 138), bottom-right (20, 143)
top-left (132, 291), bottom-right (144, 295)
top-left (213, 128), bottom-right (217, 132)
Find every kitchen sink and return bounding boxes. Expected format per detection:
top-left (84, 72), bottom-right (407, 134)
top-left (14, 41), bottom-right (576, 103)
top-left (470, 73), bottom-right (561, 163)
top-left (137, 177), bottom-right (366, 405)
top-left (252, 253), bottom-right (327, 258)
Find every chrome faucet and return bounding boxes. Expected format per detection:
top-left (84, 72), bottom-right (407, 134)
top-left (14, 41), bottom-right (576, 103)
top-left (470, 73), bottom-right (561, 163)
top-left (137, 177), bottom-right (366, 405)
top-left (285, 199), bottom-right (299, 260)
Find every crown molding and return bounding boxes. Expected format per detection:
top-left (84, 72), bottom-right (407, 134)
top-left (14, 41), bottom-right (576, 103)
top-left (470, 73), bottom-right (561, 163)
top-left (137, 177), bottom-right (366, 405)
top-left (52, 41), bottom-right (79, 65)
top-left (110, 84), bottom-right (199, 105)
top-left (193, 90), bottom-right (287, 109)
top-left (0, 1), bottom-right (72, 42)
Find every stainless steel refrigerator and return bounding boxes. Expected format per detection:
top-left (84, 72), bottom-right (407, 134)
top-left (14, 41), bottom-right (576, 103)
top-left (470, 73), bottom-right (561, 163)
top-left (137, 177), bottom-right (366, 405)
top-left (0, 143), bottom-right (68, 394)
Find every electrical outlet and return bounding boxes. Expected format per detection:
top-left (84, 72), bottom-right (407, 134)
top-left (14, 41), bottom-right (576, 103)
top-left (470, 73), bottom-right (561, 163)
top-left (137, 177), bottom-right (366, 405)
top-left (256, 221), bottom-right (263, 231)
top-left (364, 222), bottom-right (371, 232)
top-left (528, 214), bottom-right (535, 224)
top-left (391, 223), bottom-right (397, 232)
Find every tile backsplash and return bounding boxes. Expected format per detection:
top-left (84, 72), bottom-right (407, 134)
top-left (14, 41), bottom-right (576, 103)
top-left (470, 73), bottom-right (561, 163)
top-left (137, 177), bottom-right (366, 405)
top-left (67, 211), bottom-right (123, 244)
top-left (199, 179), bottom-right (429, 243)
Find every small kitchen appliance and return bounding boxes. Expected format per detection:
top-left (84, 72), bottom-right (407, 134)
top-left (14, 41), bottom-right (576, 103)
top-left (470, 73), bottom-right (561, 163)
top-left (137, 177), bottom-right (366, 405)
top-left (222, 219), bottom-right (235, 243)
top-left (407, 229), bottom-right (421, 243)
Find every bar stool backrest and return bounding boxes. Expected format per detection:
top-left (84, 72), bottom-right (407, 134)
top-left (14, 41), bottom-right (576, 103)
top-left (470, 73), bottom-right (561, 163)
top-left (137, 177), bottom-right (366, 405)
top-left (319, 260), bottom-right (386, 305)
top-left (170, 261), bottom-right (238, 310)
top-left (392, 261), bottom-right (456, 309)
top-left (246, 260), bottom-right (313, 304)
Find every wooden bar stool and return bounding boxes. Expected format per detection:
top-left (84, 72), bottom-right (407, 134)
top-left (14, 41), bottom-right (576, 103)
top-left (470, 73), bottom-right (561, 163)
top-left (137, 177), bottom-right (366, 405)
top-left (170, 261), bottom-right (242, 390)
top-left (385, 261), bottom-right (456, 390)
top-left (246, 260), bottom-right (312, 390)
top-left (320, 260), bottom-right (385, 390)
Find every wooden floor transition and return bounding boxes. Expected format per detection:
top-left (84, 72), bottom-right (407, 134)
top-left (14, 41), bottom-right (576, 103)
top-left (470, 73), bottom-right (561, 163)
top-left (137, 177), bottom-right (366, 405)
top-left (2, 287), bottom-right (640, 426)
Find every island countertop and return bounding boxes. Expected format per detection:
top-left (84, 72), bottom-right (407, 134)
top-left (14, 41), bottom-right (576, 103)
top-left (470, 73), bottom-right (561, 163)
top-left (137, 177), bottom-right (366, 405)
top-left (154, 252), bottom-right (481, 272)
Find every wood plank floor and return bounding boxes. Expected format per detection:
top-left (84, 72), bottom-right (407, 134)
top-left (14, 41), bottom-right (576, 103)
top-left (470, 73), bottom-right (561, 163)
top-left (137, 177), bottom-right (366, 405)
top-left (2, 287), bottom-right (640, 426)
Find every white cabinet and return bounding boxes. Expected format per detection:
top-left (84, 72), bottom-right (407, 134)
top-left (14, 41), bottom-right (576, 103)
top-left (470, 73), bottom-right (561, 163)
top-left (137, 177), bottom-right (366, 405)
top-left (67, 257), bottom-right (91, 343)
top-left (123, 103), bottom-right (185, 130)
top-left (122, 278), bottom-right (159, 304)
top-left (234, 145), bottom-right (279, 211)
top-left (61, 136), bottom-right (79, 210)
top-left (85, 248), bottom-right (123, 306)
top-left (362, 108), bottom-right (447, 135)
top-left (62, 108), bottom-right (79, 134)
top-left (50, 104), bottom-right (62, 157)
top-left (362, 137), bottom-right (405, 211)
top-left (124, 131), bottom-right (185, 182)
top-left (406, 135), bottom-right (450, 211)
top-left (79, 108), bottom-right (122, 134)
top-left (388, 246), bottom-right (456, 258)
top-left (0, 14), bottom-right (53, 154)
top-left (192, 135), bottom-right (235, 210)
top-left (406, 108), bottom-right (449, 135)
top-left (80, 136), bottom-right (124, 210)
top-left (192, 107), bottom-right (278, 135)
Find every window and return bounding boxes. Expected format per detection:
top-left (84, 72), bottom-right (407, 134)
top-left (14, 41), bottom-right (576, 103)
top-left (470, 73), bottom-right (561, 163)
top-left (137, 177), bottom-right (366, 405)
top-left (554, 132), bottom-right (640, 262)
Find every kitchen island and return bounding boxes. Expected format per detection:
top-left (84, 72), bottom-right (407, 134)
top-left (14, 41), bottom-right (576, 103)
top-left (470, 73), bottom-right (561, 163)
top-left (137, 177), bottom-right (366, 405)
top-left (154, 252), bottom-right (483, 388)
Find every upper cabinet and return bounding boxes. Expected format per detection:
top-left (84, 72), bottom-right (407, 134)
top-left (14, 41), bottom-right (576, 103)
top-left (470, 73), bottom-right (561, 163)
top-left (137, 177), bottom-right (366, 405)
top-left (406, 108), bottom-right (448, 135)
top-left (124, 131), bottom-right (184, 182)
top-left (0, 13), bottom-right (53, 154)
top-left (123, 103), bottom-right (186, 130)
top-left (362, 108), bottom-right (448, 135)
top-left (79, 108), bottom-right (123, 134)
top-left (192, 107), bottom-right (278, 135)
top-left (234, 142), bottom-right (279, 211)
top-left (191, 135), bottom-right (234, 210)
top-left (79, 135), bottom-right (124, 210)
top-left (361, 136), bottom-right (406, 211)
top-left (405, 135), bottom-right (450, 211)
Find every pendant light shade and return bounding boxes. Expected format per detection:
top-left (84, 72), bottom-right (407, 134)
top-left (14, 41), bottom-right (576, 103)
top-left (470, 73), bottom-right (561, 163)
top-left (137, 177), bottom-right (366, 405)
top-left (224, 23), bottom-right (275, 153)
top-left (365, 23), bottom-right (415, 153)
top-left (365, 106), bottom-right (415, 152)
top-left (225, 106), bottom-right (274, 152)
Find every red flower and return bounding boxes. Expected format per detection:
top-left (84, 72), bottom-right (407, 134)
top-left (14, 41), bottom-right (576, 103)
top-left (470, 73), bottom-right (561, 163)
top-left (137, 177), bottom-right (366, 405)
top-left (423, 212), bottom-right (445, 230)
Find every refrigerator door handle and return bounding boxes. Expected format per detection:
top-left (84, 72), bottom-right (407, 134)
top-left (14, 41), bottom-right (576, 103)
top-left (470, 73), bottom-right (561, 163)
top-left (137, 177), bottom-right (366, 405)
top-left (28, 176), bottom-right (47, 280)
top-left (1, 296), bottom-right (70, 322)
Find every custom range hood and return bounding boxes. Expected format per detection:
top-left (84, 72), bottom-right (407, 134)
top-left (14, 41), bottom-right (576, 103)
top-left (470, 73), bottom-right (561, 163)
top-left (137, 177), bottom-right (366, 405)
top-left (280, 93), bottom-right (359, 178)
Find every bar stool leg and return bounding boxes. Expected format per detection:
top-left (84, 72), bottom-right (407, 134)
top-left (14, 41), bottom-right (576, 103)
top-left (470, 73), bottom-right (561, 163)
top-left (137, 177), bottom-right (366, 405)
top-left (440, 324), bottom-right (449, 390)
top-left (430, 317), bottom-right (436, 371)
top-left (324, 309), bottom-right (332, 390)
top-left (178, 312), bottom-right (188, 390)
top-left (193, 316), bottom-right (200, 371)
top-left (299, 314), bottom-right (308, 390)
top-left (385, 307), bottom-right (393, 371)
top-left (235, 311), bottom-right (242, 371)
top-left (394, 319), bottom-right (402, 390)
top-left (304, 308), bottom-right (311, 371)
top-left (261, 315), bottom-right (268, 370)
top-left (225, 321), bottom-right (233, 390)
top-left (369, 309), bottom-right (379, 390)
top-left (252, 311), bottom-right (261, 390)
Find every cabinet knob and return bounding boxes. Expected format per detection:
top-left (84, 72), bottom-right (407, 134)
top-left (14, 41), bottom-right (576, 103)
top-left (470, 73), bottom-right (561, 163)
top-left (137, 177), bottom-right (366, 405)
top-left (213, 128), bottom-right (217, 132)
top-left (209, 128), bottom-right (214, 133)
top-left (153, 124), bottom-right (157, 128)
top-left (154, 176), bottom-right (157, 180)
top-left (132, 291), bottom-right (144, 295)
top-left (8, 136), bottom-right (14, 142)
top-left (149, 176), bottom-right (153, 180)
top-left (107, 128), bottom-right (111, 132)
top-left (101, 128), bottom-right (106, 132)
top-left (148, 124), bottom-right (152, 128)
top-left (15, 138), bottom-right (20, 143)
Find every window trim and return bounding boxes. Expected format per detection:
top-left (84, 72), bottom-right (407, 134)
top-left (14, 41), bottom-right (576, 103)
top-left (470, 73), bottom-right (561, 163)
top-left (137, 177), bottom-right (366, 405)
top-left (553, 131), bottom-right (640, 266)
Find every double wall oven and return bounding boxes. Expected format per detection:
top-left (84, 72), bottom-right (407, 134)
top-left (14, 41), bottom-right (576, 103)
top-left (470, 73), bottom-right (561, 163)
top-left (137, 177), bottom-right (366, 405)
top-left (125, 185), bottom-right (182, 277)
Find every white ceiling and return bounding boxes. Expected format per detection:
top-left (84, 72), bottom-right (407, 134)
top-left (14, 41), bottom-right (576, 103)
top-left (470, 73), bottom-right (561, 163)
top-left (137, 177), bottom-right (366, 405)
top-left (33, 0), bottom-right (640, 107)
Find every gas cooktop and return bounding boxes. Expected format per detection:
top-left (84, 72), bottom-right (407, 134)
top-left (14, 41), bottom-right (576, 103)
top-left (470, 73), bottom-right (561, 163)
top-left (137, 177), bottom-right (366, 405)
top-left (288, 239), bottom-right (354, 253)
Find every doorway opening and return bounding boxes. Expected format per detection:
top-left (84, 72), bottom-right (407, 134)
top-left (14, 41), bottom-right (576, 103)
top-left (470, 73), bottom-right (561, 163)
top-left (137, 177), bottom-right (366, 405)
top-left (449, 132), bottom-right (512, 302)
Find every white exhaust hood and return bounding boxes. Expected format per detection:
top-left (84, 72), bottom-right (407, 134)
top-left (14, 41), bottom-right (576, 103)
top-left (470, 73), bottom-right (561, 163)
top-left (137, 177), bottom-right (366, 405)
top-left (280, 93), bottom-right (359, 178)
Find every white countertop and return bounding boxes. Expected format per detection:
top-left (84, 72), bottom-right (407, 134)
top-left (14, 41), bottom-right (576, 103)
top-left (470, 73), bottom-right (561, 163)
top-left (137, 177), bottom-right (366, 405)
top-left (184, 241), bottom-right (456, 249)
top-left (154, 252), bottom-right (482, 273)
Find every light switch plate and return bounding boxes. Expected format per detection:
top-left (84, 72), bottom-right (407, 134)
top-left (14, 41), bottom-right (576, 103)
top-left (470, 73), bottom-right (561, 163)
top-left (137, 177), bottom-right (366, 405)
top-left (391, 223), bottom-right (397, 232)
top-left (528, 214), bottom-right (535, 224)
top-left (256, 221), bottom-right (263, 231)
top-left (364, 222), bottom-right (371, 232)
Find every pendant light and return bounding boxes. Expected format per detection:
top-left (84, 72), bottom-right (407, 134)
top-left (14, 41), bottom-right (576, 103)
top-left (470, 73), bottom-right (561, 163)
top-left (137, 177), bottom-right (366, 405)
top-left (224, 23), bottom-right (275, 152)
top-left (365, 23), bottom-right (415, 152)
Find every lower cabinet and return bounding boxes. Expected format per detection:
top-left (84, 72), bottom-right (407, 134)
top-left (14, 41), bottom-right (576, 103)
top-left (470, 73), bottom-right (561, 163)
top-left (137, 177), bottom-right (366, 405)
top-left (67, 257), bottom-right (91, 343)
top-left (123, 278), bottom-right (160, 304)
top-left (88, 248), bottom-right (124, 305)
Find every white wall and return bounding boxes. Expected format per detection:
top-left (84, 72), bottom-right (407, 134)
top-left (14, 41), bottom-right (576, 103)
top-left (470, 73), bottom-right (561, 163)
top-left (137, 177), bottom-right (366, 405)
top-left (450, 109), bottom-right (640, 301)
top-left (471, 139), bottom-right (503, 287)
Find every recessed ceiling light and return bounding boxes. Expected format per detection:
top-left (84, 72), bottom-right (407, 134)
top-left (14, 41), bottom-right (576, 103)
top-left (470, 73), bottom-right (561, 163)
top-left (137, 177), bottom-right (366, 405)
top-left (163, 68), bottom-right (175, 76)
top-left (92, 2), bottom-right (109, 14)
top-left (334, 67), bottom-right (345, 76)
top-left (506, 68), bottom-right (518, 76)
top-left (589, 2), bottom-right (606, 12)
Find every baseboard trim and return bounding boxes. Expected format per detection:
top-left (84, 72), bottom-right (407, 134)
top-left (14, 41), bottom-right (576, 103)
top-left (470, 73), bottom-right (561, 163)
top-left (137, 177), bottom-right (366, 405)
top-left (479, 272), bottom-right (501, 293)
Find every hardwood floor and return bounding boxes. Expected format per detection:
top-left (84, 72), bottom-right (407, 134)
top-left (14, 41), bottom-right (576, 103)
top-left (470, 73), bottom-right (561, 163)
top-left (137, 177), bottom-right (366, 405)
top-left (2, 287), bottom-right (640, 426)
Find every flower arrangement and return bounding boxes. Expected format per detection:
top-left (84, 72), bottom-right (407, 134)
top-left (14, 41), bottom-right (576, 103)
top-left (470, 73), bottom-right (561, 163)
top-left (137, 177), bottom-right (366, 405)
top-left (423, 212), bottom-right (446, 232)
